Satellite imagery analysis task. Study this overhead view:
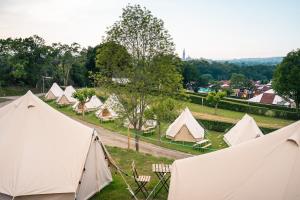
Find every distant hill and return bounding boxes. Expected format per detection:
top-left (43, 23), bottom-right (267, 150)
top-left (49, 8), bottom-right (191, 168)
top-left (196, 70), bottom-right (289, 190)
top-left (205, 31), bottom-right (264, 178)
top-left (217, 57), bottom-right (283, 66)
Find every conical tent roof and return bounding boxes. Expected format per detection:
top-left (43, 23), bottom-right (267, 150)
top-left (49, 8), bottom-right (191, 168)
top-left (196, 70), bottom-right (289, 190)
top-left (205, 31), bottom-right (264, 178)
top-left (57, 85), bottom-right (77, 104)
top-left (224, 114), bottom-right (263, 146)
top-left (64, 85), bottom-right (76, 96)
top-left (166, 107), bottom-right (205, 140)
top-left (45, 82), bottom-right (63, 99)
top-left (74, 95), bottom-right (103, 113)
top-left (85, 95), bottom-right (103, 110)
top-left (0, 91), bottom-right (112, 199)
top-left (168, 120), bottom-right (300, 200)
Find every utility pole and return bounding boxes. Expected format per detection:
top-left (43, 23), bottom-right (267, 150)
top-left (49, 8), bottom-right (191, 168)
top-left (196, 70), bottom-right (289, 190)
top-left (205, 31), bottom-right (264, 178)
top-left (42, 76), bottom-right (53, 94)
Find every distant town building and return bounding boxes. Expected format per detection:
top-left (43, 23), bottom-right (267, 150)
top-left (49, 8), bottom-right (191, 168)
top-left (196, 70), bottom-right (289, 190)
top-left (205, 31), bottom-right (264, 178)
top-left (182, 49), bottom-right (186, 60)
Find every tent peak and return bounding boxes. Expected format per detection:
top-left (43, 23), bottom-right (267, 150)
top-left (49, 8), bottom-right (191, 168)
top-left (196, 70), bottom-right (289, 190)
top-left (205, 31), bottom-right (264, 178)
top-left (288, 132), bottom-right (300, 147)
top-left (25, 90), bottom-right (33, 95)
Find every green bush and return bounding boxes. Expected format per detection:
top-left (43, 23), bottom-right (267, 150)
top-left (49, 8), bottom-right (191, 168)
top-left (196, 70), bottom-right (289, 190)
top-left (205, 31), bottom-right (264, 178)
top-left (187, 91), bottom-right (297, 112)
top-left (197, 118), bottom-right (277, 134)
top-left (189, 94), bottom-right (300, 120)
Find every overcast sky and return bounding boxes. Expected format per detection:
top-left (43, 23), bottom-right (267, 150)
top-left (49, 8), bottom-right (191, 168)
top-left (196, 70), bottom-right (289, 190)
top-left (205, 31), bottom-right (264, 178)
top-left (0, 0), bottom-right (300, 59)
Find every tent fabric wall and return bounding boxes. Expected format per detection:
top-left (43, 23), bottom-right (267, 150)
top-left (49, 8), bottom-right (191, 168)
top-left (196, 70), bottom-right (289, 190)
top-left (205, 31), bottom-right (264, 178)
top-left (95, 94), bottom-right (123, 121)
top-left (173, 125), bottom-right (200, 142)
top-left (44, 83), bottom-right (63, 100)
top-left (223, 114), bottom-right (263, 146)
top-left (168, 120), bottom-right (300, 200)
top-left (166, 107), bottom-right (205, 142)
top-left (15, 193), bottom-right (75, 200)
top-left (57, 86), bottom-right (77, 105)
top-left (44, 91), bottom-right (56, 100)
top-left (76, 136), bottom-right (112, 200)
top-left (0, 91), bottom-right (112, 199)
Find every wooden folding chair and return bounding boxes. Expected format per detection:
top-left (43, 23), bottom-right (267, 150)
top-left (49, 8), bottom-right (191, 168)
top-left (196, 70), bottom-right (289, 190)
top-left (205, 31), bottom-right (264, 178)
top-left (131, 161), bottom-right (151, 198)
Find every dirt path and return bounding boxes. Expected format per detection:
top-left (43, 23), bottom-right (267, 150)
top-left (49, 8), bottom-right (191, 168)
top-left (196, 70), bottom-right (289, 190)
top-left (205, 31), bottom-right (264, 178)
top-left (73, 118), bottom-right (192, 160)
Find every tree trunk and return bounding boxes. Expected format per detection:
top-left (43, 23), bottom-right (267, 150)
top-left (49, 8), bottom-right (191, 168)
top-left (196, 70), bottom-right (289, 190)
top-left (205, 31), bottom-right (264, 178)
top-left (214, 103), bottom-right (218, 114)
top-left (135, 133), bottom-right (139, 152)
top-left (158, 121), bottom-right (161, 142)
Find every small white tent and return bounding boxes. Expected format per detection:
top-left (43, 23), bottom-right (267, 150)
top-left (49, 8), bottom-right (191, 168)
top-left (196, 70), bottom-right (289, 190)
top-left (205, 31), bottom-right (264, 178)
top-left (168, 120), bottom-right (300, 200)
top-left (44, 82), bottom-right (63, 100)
top-left (73, 95), bottom-right (103, 113)
top-left (57, 85), bottom-right (77, 105)
top-left (223, 114), bottom-right (263, 146)
top-left (0, 91), bottom-right (112, 200)
top-left (96, 94), bottom-right (123, 121)
top-left (166, 107), bottom-right (205, 142)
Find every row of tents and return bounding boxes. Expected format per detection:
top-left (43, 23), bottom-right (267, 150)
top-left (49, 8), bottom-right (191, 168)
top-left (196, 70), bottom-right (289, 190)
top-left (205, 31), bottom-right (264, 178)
top-left (44, 83), bottom-right (120, 120)
top-left (1, 91), bottom-right (299, 199)
top-left (44, 83), bottom-right (157, 130)
top-left (46, 83), bottom-right (265, 147)
top-left (166, 107), bottom-right (264, 147)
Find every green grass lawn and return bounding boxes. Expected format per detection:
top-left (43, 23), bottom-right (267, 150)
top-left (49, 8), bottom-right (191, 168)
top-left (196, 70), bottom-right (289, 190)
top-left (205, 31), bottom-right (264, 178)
top-left (184, 101), bottom-right (294, 128)
top-left (46, 100), bottom-right (228, 155)
top-left (91, 146), bottom-right (173, 200)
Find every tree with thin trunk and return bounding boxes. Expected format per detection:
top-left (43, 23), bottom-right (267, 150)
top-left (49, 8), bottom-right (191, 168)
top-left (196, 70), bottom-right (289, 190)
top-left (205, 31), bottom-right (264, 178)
top-left (147, 97), bottom-right (181, 141)
top-left (73, 88), bottom-right (95, 117)
top-left (52, 42), bottom-right (81, 86)
top-left (93, 4), bottom-right (183, 151)
top-left (206, 91), bottom-right (226, 114)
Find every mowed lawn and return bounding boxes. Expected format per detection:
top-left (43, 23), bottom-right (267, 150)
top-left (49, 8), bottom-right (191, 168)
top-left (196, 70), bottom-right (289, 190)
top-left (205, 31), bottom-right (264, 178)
top-left (46, 100), bottom-right (228, 155)
top-left (91, 146), bottom-right (173, 200)
top-left (184, 101), bottom-right (295, 129)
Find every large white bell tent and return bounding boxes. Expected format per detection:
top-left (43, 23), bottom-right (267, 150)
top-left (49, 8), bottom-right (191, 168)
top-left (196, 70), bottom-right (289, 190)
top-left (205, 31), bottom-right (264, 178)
top-left (0, 91), bottom-right (112, 200)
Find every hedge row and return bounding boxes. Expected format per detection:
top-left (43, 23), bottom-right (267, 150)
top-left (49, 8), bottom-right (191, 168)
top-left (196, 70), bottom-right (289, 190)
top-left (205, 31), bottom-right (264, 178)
top-left (224, 97), bottom-right (297, 112)
top-left (187, 91), bottom-right (297, 112)
top-left (189, 95), bottom-right (300, 120)
top-left (197, 118), bottom-right (277, 134)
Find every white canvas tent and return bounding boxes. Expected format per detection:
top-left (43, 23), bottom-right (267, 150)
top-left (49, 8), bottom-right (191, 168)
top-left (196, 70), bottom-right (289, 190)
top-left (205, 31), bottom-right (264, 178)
top-left (95, 94), bottom-right (123, 121)
top-left (73, 95), bottom-right (103, 113)
top-left (223, 114), bottom-right (263, 146)
top-left (168, 120), bottom-right (300, 200)
top-left (124, 118), bottom-right (157, 132)
top-left (0, 91), bottom-right (112, 200)
top-left (166, 107), bottom-right (205, 142)
top-left (57, 85), bottom-right (77, 105)
top-left (44, 82), bottom-right (63, 100)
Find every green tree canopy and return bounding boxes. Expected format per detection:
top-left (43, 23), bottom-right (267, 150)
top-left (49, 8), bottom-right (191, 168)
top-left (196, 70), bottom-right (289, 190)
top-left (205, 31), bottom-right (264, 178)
top-left (94, 4), bottom-right (183, 151)
top-left (206, 91), bottom-right (226, 114)
top-left (273, 49), bottom-right (300, 108)
top-left (73, 88), bottom-right (95, 117)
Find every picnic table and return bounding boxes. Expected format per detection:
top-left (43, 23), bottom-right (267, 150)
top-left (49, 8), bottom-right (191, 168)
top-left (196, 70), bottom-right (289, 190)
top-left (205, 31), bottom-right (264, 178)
top-left (151, 163), bottom-right (172, 198)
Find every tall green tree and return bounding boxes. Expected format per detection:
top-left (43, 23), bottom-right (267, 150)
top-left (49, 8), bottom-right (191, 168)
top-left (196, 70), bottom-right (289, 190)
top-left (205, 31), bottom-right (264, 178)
top-left (73, 88), bottom-right (95, 117)
top-left (206, 91), bottom-right (226, 114)
top-left (273, 49), bottom-right (300, 109)
top-left (94, 4), bottom-right (182, 151)
top-left (147, 97), bottom-right (181, 140)
top-left (52, 42), bottom-right (81, 86)
top-left (230, 73), bottom-right (247, 89)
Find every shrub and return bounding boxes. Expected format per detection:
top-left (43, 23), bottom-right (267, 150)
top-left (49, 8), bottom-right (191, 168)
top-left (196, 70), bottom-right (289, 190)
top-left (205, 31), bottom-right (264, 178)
top-left (189, 94), bottom-right (300, 120)
top-left (197, 118), bottom-right (277, 134)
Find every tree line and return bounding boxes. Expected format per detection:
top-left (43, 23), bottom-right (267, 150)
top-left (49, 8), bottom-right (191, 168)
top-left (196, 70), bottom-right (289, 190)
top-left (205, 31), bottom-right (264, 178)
top-left (0, 35), bottom-right (97, 89)
top-left (182, 59), bottom-right (275, 88)
top-left (1, 35), bottom-right (276, 91)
